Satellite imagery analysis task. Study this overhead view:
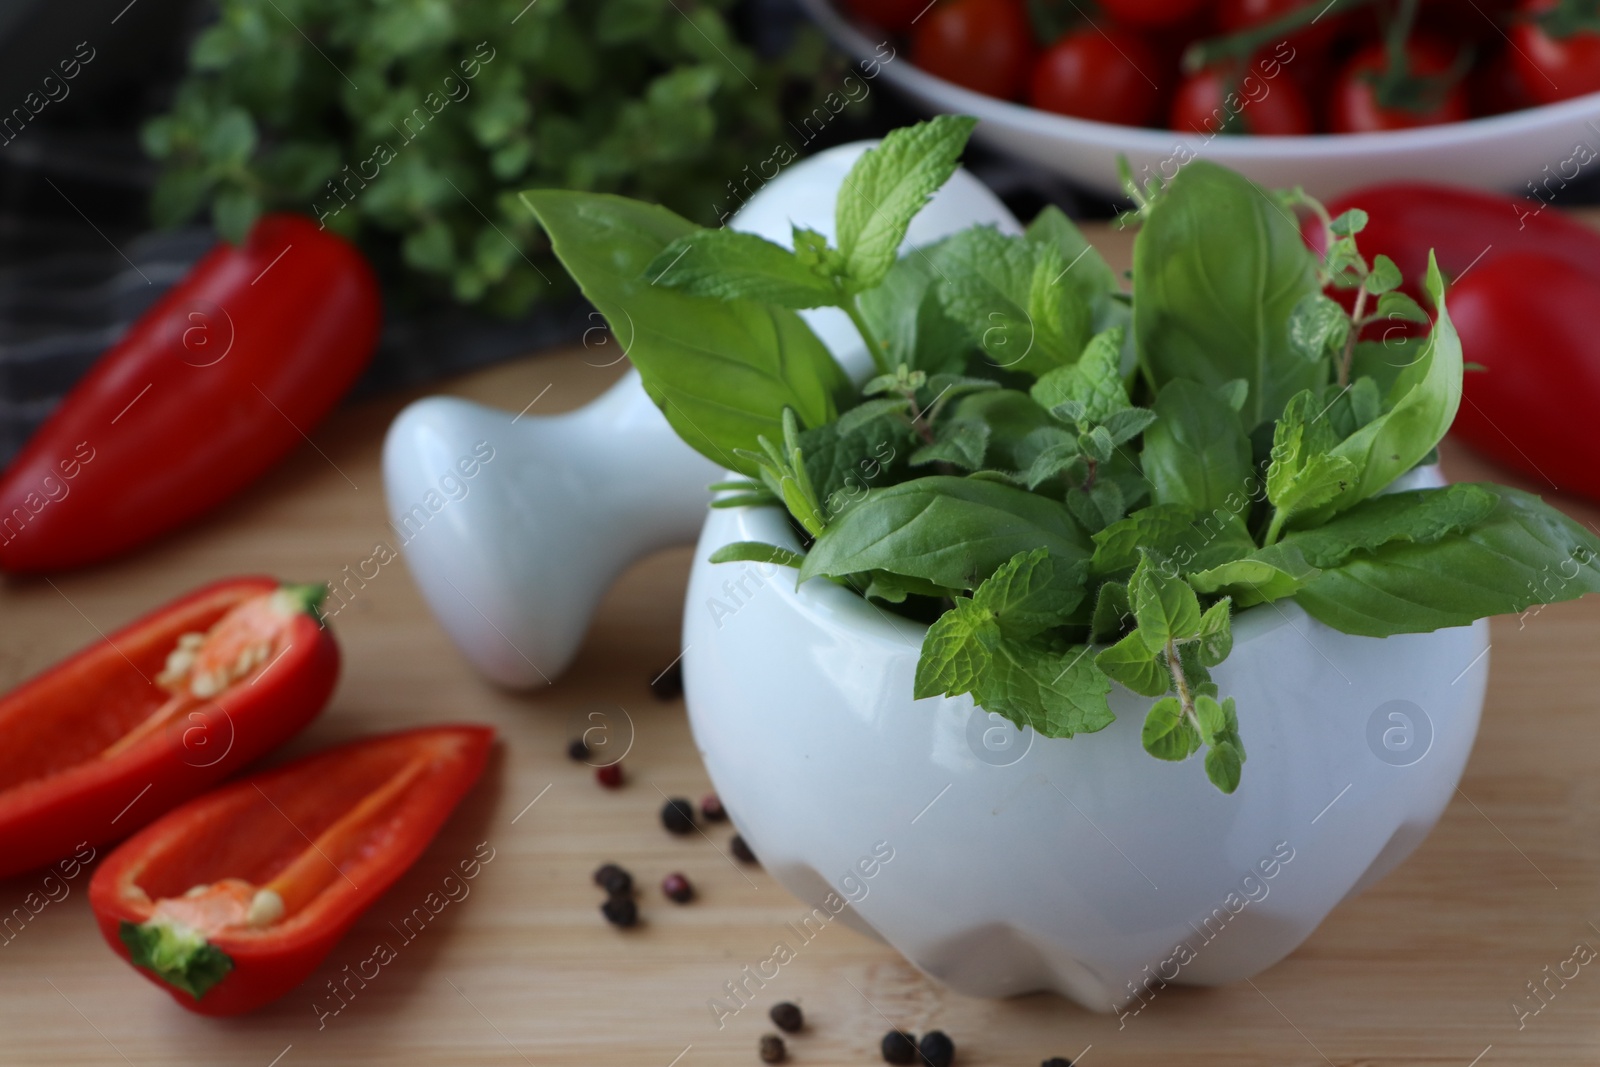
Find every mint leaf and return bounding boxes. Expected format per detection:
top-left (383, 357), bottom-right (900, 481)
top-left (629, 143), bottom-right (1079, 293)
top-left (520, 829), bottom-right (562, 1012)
top-left (1294, 484), bottom-right (1600, 636)
top-left (708, 542), bottom-right (806, 569)
top-left (856, 251), bottom-right (969, 376)
top-left (1287, 293), bottom-right (1350, 363)
top-left (1096, 629), bottom-right (1170, 697)
top-left (1266, 389), bottom-right (1359, 531)
top-left (934, 225), bottom-right (1086, 375)
top-left (798, 476), bottom-right (1089, 592)
top-left (1142, 696), bottom-right (1199, 761)
top-left (1090, 504), bottom-right (1198, 576)
top-left (1026, 205), bottom-right (1120, 305)
top-left (1090, 580), bottom-right (1132, 641)
top-left (914, 599), bottom-right (1000, 698)
top-left (1102, 406), bottom-right (1159, 446)
top-left (973, 547), bottom-right (1088, 637)
top-left (1030, 328), bottom-right (1130, 427)
top-left (645, 229), bottom-right (840, 308)
top-left (976, 642), bottom-right (1114, 739)
top-left (120, 919), bottom-right (233, 1000)
top-left (1130, 552), bottom-right (1202, 650)
top-left (911, 420), bottom-right (990, 470)
top-left (1279, 484), bottom-right (1498, 568)
top-left (835, 115), bottom-right (977, 291)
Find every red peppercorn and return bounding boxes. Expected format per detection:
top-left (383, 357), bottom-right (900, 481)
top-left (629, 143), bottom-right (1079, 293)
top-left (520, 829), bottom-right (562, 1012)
top-left (701, 793), bottom-right (727, 822)
top-left (662, 872), bottom-right (694, 903)
top-left (596, 762), bottom-right (624, 788)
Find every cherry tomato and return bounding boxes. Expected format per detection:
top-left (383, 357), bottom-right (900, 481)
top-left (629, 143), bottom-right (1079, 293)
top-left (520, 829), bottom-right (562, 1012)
top-left (1097, 0), bottom-right (1208, 29)
top-left (1509, 0), bottom-right (1600, 105)
top-left (1473, 49), bottom-right (1536, 115)
top-left (1029, 28), bottom-right (1162, 125)
top-left (1329, 39), bottom-right (1469, 132)
top-left (1448, 252), bottom-right (1600, 502)
top-left (1169, 59), bottom-right (1314, 135)
top-left (842, 0), bottom-right (928, 32)
top-left (912, 0), bottom-right (1035, 101)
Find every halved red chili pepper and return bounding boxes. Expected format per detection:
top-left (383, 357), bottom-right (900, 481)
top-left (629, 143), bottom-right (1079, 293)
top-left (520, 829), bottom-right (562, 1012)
top-left (89, 725), bottom-right (493, 1015)
top-left (0, 576), bottom-right (337, 879)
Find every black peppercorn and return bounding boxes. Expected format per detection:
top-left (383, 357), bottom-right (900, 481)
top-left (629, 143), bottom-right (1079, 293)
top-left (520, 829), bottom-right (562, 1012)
top-left (593, 863), bottom-right (633, 896)
top-left (650, 660), bottom-right (684, 700)
top-left (600, 896), bottom-right (638, 927)
top-left (567, 737), bottom-right (590, 761)
top-left (730, 834), bottom-right (758, 864)
top-left (1041, 1059), bottom-right (1075, 1067)
top-left (701, 793), bottom-right (727, 822)
top-left (662, 872), bottom-right (694, 903)
top-left (881, 1030), bottom-right (917, 1064)
top-left (661, 797), bottom-right (697, 835)
top-left (768, 1001), bottom-right (803, 1032)
top-left (918, 1030), bottom-right (954, 1067)
top-left (758, 1033), bottom-right (786, 1063)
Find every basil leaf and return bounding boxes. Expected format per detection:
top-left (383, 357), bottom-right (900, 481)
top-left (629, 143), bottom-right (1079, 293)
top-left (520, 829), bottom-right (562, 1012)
top-left (1026, 205), bottom-right (1119, 305)
top-left (1090, 580), bottom-right (1132, 641)
top-left (524, 191), bottom-right (847, 476)
top-left (1278, 484), bottom-right (1499, 568)
top-left (976, 641), bottom-right (1114, 739)
top-left (973, 547), bottom-right (1088, 636)
top-left (1141, 378), bottom-right (1254, 513)
top-left (798, 476), bottom-right (1089, 591)
top-left (1187, 544), bottom-right (1319, 607)
top-left (934, 226), bottom-right (1086, 375)
top-left (1294, 485), bottom-right (1600, 636)
top-left (1142, 696), bottom-right (1199, 761)
top-left (835, 115), bottom-right (977, 291)
top-left (1325, 254), bottom-right (1462, 510)
top-left (913, 599), bottom-right (1000, 699)
top-left (1133, 161), bottom-right (1322, 429)
top-left (856, 251), bottom-right (969, 376)
top-left (1130, 552), bottom-right (1202, 650)
top-left (645, 229), bottom-right (840, 308)
top-left (1096, 630), bottom-right (1170, 697)
top-left (708, 542), bottom-right (806, 569)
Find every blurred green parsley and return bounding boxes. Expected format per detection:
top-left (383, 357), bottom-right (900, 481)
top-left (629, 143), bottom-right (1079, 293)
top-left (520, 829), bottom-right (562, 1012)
top-left (143, 0), bottom-right (833, 315)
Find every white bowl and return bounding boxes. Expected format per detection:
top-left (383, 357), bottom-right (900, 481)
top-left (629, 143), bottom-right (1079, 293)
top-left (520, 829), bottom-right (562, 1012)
top-left (802, 0), bottom-right (1600, 200)
top-left (683, 480), bottom-right (1490, 1010)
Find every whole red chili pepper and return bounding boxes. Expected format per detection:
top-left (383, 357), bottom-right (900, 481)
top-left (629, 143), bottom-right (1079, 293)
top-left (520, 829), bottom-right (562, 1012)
top-left (0, 576), bottom-right (338, 879)
top-left (0, 214), bottom-right (380, 572)
top-left (89, 725), bottom-right (494, 1016)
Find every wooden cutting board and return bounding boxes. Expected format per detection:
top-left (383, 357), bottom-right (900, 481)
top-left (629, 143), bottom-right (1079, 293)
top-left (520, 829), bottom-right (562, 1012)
top-left (4, 221), bottom-right (1600, 1067)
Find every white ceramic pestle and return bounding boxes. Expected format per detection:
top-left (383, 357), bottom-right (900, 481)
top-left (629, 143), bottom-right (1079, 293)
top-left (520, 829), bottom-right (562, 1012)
top-left (381, 142), bottom-right (1021, 686)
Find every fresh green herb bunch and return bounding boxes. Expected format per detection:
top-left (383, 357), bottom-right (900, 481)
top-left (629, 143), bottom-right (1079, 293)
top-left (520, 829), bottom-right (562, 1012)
top-left (143, 0), bottom-right (828, 315)
top-left (525, 117), bottom-right (1600, 794)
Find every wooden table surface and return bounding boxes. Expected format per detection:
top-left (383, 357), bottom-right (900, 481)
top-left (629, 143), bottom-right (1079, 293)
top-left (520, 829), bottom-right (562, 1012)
top-left (5, 221), bottom-right (1600, 1067)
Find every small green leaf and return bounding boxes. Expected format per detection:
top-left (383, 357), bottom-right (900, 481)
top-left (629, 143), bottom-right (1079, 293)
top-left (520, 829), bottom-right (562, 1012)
top-left (1193, 599), bottom-right (1233, 667)
top-left (910, 420), bottom-right (990, 471)
top-left (708, 541), bottom-right (806, 569)
top-left (1328, 208), bottom-right (1368, 237)
top-left (1130, 552), bottom-right (1202, 650)
top-left (1142, 696), bottom-right (1199, 761)
top-left (119, 919), bottom-right (233, 1000)
top-left (1031, 328), bottom-right (1129, 427)
top-left (1096, 629), bottom-right (1170, 697)
top-left (975, 641), bottom-right (1114, 739)
top-left (1204, 740), bottom-right (1244, 793)
top-left (835, 115), bottom-right (977, 290)
top-left (1287, 293), bottom-right (1350, 363)
top-left (914, 599), bottom-right (1000, 698)
top-left (1375, 290), bottom-right (1430, 325)
top-left (972, 547), bottom-right (1088, 637)
top-left (1187, 544), bottom-right (1319, 607)
top-left (212, 187), bottom-right (262, 245)
top-left (1364, 254), bottom-right (1402, 295)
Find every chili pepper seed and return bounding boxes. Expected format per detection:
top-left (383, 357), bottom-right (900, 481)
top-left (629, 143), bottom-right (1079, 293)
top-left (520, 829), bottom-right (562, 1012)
top-left (918, 1030), bottom-right (954, 1067)
top-left (596, 762), bottom-right (624, 788)
top-left (661, 797), bottom-right (697, 835)
top-left (730, 834), bottom-right (758, 864)
top-left (758, 1033), bottom-right (786, 1064)
top-left (593, 863), bottom-right (633, 896)
top-left (768, 1000), bottom-right (803, 1032)
top-left (701, 793), bottom-right (727, 822)
top-left (881, 1030), bottom-right (917, 1064)
top-left (601, 896), bottom-right (638, 928)
top-left (662, 872), bottom-right (694, 903)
